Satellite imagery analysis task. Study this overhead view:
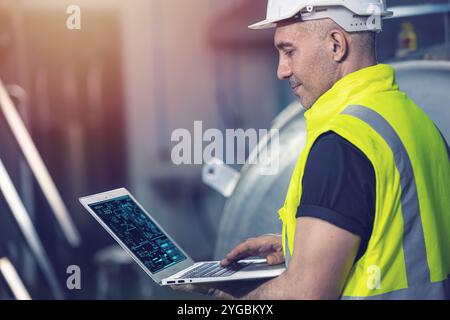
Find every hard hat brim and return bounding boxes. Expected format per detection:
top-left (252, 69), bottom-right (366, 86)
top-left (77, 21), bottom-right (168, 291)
top-left (248, 19), bottom-right (278, 30)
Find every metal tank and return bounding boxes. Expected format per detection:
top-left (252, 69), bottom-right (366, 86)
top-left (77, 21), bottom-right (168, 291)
top-left (213, 60), bottom-right (450, 259)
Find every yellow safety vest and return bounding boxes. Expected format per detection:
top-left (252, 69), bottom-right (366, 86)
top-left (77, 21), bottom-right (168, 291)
top-left (279, 64), bottom-right (450, 299)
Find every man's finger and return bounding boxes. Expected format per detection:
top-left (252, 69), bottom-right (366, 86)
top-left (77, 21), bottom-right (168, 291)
top-left (266, 251), bottom-right (285, 265)
top-left (220, 235), bottom-right (282, 266)
top-left (227, 240), bottom-right (260, 260)
top-left (220, 242), bottom-right (257, 266)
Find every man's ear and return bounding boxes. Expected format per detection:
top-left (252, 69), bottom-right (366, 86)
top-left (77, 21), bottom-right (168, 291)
top-left (327, 29), bottom-right (348, 62)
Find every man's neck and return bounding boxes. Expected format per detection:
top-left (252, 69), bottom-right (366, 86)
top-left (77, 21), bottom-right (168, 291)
top-left (335, 57), bottom-right (377, 84)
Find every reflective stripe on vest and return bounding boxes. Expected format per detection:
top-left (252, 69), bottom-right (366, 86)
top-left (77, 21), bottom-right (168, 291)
top-left (341, 105), bottom-right (449, 299)
top-left (342, 105), bottom-right (431, 287)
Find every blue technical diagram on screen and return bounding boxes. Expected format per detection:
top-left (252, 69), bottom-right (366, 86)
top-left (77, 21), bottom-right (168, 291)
top-left (89, 196), bottom-right (187, 273)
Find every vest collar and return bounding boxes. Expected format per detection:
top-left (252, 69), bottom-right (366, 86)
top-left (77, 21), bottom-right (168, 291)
top-left (304, 64), bottom-right (398, 132)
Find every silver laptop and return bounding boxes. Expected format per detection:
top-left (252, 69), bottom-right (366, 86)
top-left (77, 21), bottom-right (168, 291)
top-left (79, 188), bottom-right (285, 285)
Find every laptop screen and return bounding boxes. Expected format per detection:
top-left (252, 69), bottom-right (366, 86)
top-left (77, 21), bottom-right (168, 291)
top-left (89, 195), bottom-right (187, 274)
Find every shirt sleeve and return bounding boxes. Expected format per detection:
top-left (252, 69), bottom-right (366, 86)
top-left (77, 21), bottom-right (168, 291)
top-left (296, 131), bottom-right (376, 261)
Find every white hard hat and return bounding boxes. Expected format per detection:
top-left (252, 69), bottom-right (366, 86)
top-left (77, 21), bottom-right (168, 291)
top-left (249, 0), bottom-right (393, 32)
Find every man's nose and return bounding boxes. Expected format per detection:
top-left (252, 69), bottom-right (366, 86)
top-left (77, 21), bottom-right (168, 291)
top-left (277, 58), bottom-right (292, 80)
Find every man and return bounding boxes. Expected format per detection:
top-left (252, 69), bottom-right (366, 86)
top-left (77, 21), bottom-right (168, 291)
top-left (176, 0), bottom-right (450, 299)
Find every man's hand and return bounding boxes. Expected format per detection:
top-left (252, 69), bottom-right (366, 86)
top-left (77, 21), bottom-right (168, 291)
top-left (171, 234), bottom-right (281, 299)
top-left (220, 234), bottom-right (284, 267)
top-left (171, 218), bottom-right (361, 300)
top-left (171, 279), bottom-right (269, 300)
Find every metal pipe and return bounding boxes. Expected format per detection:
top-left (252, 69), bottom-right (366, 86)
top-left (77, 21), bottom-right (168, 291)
top-left (386, 4), bottom-right (450, 19)
top-left (0, 158), bottom-right (63, 299)
top-left (0, 79), bottom-right (81, 247)
top-left (0, 257), bottom-right (32, 300)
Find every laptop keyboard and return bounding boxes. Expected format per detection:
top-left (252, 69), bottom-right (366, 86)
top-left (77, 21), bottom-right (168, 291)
top-left (179, 262), bottom-right (249, 279)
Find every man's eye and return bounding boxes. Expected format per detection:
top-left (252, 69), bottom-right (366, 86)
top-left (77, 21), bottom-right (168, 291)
top-left (285, 50), bottom-right (295, 57)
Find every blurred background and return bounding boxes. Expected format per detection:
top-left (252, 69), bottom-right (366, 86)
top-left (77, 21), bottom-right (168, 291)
top-left (0, 0), bottom-right (449, 299)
